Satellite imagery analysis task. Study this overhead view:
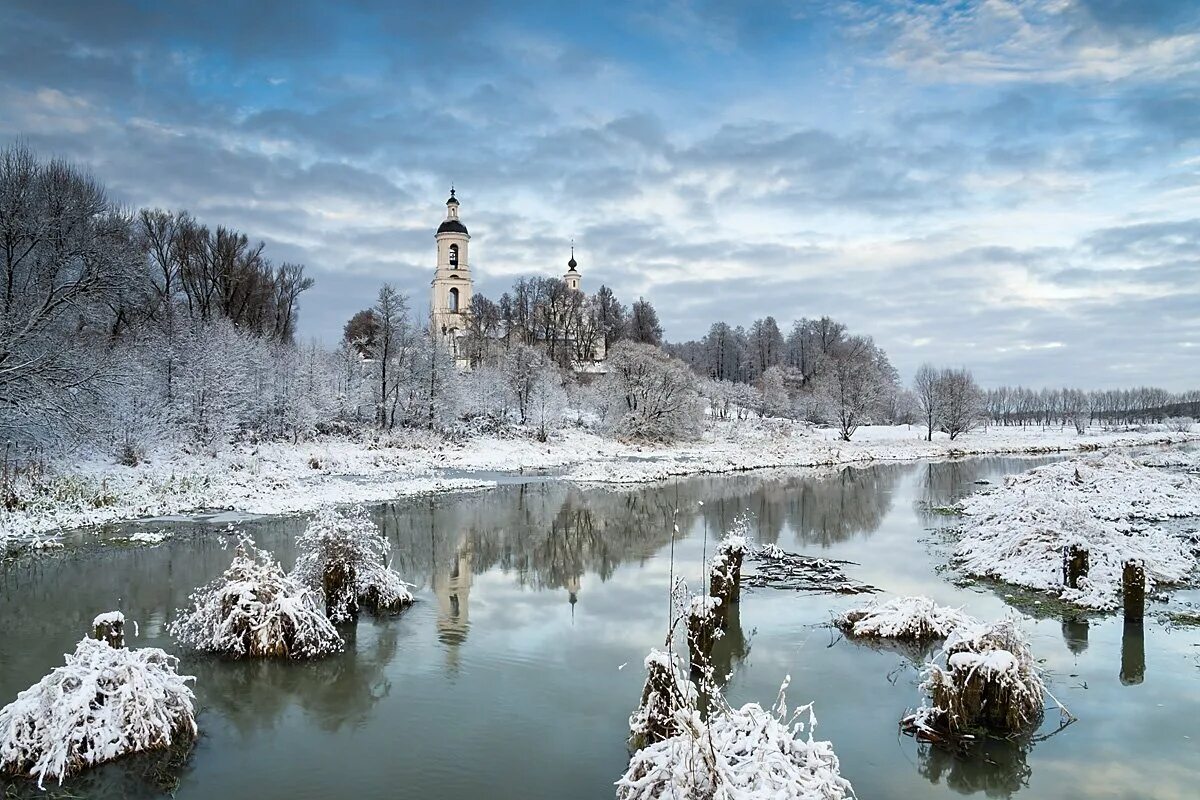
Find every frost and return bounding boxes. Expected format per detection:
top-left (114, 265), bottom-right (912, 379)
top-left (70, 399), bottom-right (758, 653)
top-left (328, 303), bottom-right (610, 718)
top-left (168, 542), bottom-right (343, 658)
top-left (836, 596), bottom-right (978, 640)
top-left (0, 637), bottom-right (196, 787)
top-left (292, 506), bottom-right (414, 623)
top-left (954, 453), bottom-right (1199, 609)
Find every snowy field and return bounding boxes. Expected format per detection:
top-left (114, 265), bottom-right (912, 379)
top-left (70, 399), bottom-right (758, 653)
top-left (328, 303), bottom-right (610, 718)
top-left (1, 420), bottom-right (1194, 545)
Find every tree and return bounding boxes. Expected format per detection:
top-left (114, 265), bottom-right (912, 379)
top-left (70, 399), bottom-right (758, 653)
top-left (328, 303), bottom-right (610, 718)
top-left (627, 298), bottom-right (664, 346)
top-left (594, 285), bottom-right (627, 350)
top-left (815, 336), bottom-right (887, 441)
top-left (748, 317), bottom-right (785, 380)
top-left (759, 365), bottom-right (789, 418)
top-left (600, 342), bottom-right (703, 442)
top-left (502, 343), bottom-right (546, 425)
top-left (0, 144), bottom-right (140, 442)
top-left (913, 363), bottom-right (941, 441)
top-left (342, 308), bottom-right (378, 357)
top-left (369, 284), bottom-right (410, 429)
top-left (938, 368), bottom-right (984, 440)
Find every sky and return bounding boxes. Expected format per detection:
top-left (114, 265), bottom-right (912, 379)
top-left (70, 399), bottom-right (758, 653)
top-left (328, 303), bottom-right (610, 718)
top-left (1, 0), bottom-right (1198, 389)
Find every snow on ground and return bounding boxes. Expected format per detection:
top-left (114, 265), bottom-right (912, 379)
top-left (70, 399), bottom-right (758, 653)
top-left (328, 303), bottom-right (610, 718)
top-left (1, 421), bottom-right (1193, 546)
top-left (954, 452), bottom-right (1200, 609)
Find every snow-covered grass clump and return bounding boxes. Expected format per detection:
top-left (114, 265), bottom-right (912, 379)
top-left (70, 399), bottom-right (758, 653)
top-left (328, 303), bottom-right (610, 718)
top-left (0, 635), bottom-right (196, 787)
top-left (836, 596), bottom-right (978, 640)
top-left (169, 542), bottom-right (342, 658)
top-left (292, 506), bottom-right (414, 623)
top-left (619, 676), bottom-right (854, 800)
top-left (904, 619), bottom-right (1052, 742)
top-left (954, 453), bottom-right (1200, 609)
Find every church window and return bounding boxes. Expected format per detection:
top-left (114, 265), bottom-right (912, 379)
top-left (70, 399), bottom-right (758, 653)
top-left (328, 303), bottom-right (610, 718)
top-left (449, 243), bottom-right (458, 266)
top-left (449, 287), bottom-right (459, 312)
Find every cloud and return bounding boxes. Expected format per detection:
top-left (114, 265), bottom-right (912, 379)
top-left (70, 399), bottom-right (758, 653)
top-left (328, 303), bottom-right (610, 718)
top-left (0, 0), bottom-right (1196, 388)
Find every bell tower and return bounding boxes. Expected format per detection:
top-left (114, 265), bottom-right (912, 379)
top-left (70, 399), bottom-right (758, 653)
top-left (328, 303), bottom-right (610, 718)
top-left (430, 188), bottom-right (473, 345)
top-left (564, 243), bottom-right (581, 292)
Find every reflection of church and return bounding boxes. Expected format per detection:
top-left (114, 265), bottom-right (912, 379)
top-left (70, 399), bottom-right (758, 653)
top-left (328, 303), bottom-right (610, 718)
top-left (428, 189), bottom-right (607, 368)
top-left (433, 538), bottom-right (473, 671)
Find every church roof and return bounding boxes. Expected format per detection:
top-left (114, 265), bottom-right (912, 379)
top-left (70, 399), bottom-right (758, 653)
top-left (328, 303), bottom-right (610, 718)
top-left (438, 219), bottom-right (469, 235)
top-left (446, 187), bottom-right (459, 206)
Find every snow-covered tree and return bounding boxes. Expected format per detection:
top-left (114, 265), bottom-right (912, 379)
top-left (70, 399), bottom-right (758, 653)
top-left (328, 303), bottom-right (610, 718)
top-left (759, 365), bottom-right (789, 418)
top-left (937, 367), bottom-right (985, 440)
top-left (600, 342), bottom-right (703, 442)
top-left (292, 507), bottom-right (414, 623)
top-left (814, 336), bottom-right (888, 441)
top-left (913, 362), bottom-right (941, 441)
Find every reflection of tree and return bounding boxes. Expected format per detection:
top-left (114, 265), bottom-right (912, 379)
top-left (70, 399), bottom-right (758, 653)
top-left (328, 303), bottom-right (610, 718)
top-left (0, 737), bottom-right (194, 800)
top-left (917, 736), bottom-right (1032, 798)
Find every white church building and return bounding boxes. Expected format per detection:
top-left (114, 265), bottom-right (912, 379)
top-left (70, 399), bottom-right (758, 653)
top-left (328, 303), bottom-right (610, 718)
top-left (429, 189), bottom-right (605, 368)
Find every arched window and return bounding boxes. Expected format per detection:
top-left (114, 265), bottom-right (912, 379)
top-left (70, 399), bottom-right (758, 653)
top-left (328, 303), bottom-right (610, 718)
top-left (449, 243), bottom-right (458, 266)
top-left (449, 287), bottom-right (459, 312)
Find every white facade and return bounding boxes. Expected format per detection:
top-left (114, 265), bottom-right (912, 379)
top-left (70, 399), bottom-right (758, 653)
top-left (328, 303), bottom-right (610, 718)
top-left (430, 189), bottom-right (473, 353)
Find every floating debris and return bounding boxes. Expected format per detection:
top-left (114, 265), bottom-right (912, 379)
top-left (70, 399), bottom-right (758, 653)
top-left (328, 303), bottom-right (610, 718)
top-left (745, 544), bottom-right (877, 595)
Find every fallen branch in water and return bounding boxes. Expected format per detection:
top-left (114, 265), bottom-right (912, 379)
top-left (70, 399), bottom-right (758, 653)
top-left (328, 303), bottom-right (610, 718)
top-left (744, 544), bottom-right (878, 595)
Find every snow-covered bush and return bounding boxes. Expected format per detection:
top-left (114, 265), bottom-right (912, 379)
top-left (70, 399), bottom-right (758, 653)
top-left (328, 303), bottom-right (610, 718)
top-left (169, 542), bottom-right (343, 658)
top-left (0, 634), bottom-right (196, 787)
top-left (619, 675), bottom-right (854, 800)
top-left (599, 342), bottom-right (704, 443)
top-left (1165, 416), bottom-right (1194, 433)
top-left (292, 506), bottom-right (414, 623)
top-left (904, 619), bottom-right (1050, 741)
top-left (955, 454), bottom-right (1199, 609)
top-left (836, 596), bottom-right (978, 641)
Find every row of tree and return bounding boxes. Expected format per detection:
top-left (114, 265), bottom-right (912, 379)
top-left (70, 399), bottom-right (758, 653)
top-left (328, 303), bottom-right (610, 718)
top-left (983, 385), bottom-right (1200, 428)
top-left (0, 143), bottom-right (314, 451)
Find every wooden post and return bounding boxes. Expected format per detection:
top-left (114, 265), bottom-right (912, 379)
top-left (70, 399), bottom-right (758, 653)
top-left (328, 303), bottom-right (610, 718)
top-left (709, 540), bottom-right (746, 607)
top-left (1062, 545), bottom-right (1089, 590)
top-left (91, 612), bottom-right (125, 648)
top-left (1122, 560), bottom-right (1145, 623)
top-left (687, 596), bottom-right (721, 677)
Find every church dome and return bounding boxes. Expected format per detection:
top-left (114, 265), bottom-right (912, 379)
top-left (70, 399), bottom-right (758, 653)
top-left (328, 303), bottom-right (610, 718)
top-left (438, 219), bottom-right (468, 235)
top-left (446, 188), bottom-right (459, 206)
top-left (567, 255), bottom-right (578, 270)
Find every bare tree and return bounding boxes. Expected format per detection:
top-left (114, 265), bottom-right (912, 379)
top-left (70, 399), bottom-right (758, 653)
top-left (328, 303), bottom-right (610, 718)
top-left (600, 341), bottom-right (702, 441)
top-left (815, 336), bottom-right (887, 441)
top-left (913, 363), bottom-right (941, 441)
top-left (627, 298), bottom-right (664, 346)
top-left (938, 367), bottom-right (984, 440)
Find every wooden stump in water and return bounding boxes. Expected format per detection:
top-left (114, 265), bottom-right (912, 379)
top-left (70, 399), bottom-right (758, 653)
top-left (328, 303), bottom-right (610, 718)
top-left (1122, 560), bottom-right (1145, 624)
top-left (1062, 545), bottom-right (1089, 590)
top-left (687, 596), bottom-right (721, 676)
top-left (92, 612), bottom-right (125, 648)
top-left (323, 560), bottom-right (358, 621)
top-left (629, 652), bottom-right (692, 750)
top-left (709, 541), bottom-right (745, 607)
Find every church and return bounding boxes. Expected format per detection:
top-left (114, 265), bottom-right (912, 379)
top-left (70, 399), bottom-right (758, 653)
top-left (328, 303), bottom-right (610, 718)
top-left (429, 189), bottom-right (606, 369)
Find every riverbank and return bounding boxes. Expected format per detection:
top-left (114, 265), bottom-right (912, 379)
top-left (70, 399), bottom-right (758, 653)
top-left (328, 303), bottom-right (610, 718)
top-left (1, 420), bottom-right (1194, 545)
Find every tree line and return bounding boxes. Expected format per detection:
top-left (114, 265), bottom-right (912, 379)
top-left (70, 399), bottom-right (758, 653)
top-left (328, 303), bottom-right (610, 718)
top-left (0, 143), bottom-right (315, 455)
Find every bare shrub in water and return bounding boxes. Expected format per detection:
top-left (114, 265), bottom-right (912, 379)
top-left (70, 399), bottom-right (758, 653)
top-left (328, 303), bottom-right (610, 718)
top-left (169, 542), bottom-right (342, 659)
top-left (836, 596), bottom-right (978, 641)
top-left (292, 506), bottom-right (414, 623)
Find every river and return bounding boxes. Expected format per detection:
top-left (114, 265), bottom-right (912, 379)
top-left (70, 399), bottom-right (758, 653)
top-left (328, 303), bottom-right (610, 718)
top-left (1, 454), bottom-right (1197, 799)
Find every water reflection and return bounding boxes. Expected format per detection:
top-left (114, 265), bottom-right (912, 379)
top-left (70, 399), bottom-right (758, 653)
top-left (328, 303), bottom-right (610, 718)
top-left (1061, 617), bottom-right (1090, 655)
top-left (1120, 622), bottom-right (1146, 686)
top-left (918, 737), bottom-right (1032, 798)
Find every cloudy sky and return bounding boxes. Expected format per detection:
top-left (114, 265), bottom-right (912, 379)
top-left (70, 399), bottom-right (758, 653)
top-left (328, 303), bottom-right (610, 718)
top-left (2, 0), bottom-right (1198, 388)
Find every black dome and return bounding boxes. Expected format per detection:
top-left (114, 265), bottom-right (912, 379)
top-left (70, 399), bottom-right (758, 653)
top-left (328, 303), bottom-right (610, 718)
top-left (567, 256), bottom-right (578, 269)
top-left (437, 219), bottom-right (468, 235)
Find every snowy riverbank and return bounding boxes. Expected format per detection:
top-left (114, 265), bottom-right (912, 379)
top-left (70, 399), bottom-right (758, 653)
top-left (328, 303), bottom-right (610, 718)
top-left (1, 420), bottom-right (1195, 545)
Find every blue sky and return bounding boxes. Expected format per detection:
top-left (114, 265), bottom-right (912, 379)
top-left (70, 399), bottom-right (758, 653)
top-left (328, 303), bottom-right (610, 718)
top-left (2, 0), bottom-right (1198, 387)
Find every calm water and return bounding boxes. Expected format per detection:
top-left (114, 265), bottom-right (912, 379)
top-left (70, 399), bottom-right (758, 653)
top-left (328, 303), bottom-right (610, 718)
top-left (1, 456), bottom-right (1198, 799)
